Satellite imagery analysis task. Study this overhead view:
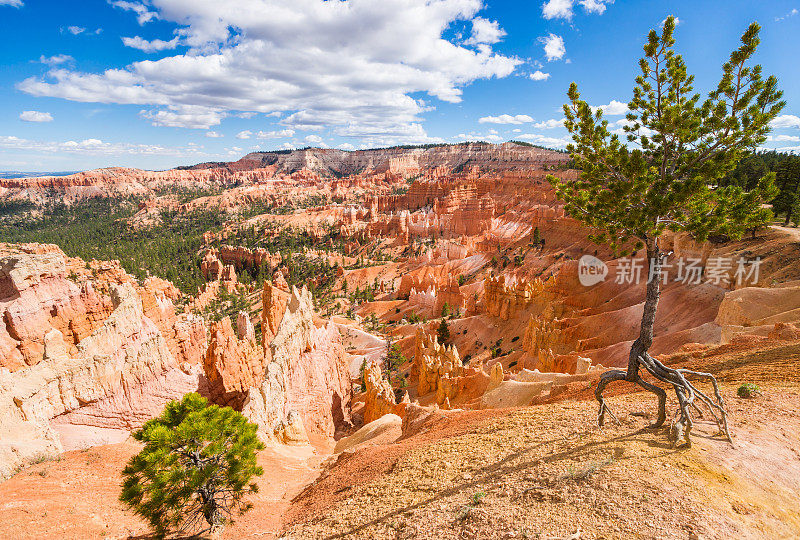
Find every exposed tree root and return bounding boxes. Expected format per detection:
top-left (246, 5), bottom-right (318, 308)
top-left (595, 369), bottom-right (666, 429)
top-left (595, 354), bottom-right (732, 448)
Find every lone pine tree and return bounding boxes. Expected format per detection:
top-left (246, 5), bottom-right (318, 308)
top-left (120, 393), bottom-right (264, 539)
top-left (548, 16), bottom-right (784, 447)
top-left (437, 318), bottom-right (451, 345)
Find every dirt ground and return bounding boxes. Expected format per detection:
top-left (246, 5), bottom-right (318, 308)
top-left (284, 341), bottom-right (800, 540)
top-left (1, 342), bottom-right (799, 540)
top-left (0, 438), bottom-right (327, 539)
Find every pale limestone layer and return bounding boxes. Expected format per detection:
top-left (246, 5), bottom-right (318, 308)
top-left (0, 283), bottom-right (198, 479)
top-left (334, 413), bottom-right (402, 454)
top-left (0, 143), bottom-right (569, 204)
top-left (243, 286), bottom-right (351, 443)
top-left (362, 360), bottom-right (407, 424)
top-left (716, 285), bottom-right (800, 327)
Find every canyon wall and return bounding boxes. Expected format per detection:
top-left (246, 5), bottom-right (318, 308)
top-left (0, 245), bottom-right (354, 479)
top-left (237, 142), bottom-right (568, 177)
top-left (243, 285), bottom-right (352, 441)
top-left (0, 245), bottom-right (205, 372)
top-left (0, 280), bottom-right (206, 479)
top-left (0, 143), bottom-right (568, 203)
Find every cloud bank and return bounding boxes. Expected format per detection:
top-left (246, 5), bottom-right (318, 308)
top-left (20, 0), bottom-right (521, 146)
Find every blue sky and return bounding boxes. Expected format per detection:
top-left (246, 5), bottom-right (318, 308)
top-left (1, 0), bottom-right (799, 172)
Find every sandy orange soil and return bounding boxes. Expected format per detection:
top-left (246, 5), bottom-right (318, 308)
top-left (2, 341), bottom-right (799, 539)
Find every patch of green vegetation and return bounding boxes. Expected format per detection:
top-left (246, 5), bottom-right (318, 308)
top-left (406, 311), bottom-right (424, 324)
top-left (198, 287), bottom-right (251, 322)
top-left (227, 222), bottom-right (346, 254)
top-left (737, 382), bottom-right (762, 399)
top-left (456, 490), bottom-right (487, 522)
top-left (471, 491), bottom-right (486, 505)
top-left (383, 338), bottom-right (407, 390)
top-left (237, 194), bottom-right (331, 218)
top-left (437, 318), bottom-right (451, 344)
top-left (119, 393), bottom-right (263, 538)
top-left (0, 199), bottom-right (36, 216)
top-left (0, 194), bottom-right (363, 300)
top-left (0, 198), bottom-right (224, 294)
top-left (560, 456), bottom-right (614, 482)
top-left (153, 185), bottom-right (224, 203)
top-left (508, 140), bottom-right (568, 154)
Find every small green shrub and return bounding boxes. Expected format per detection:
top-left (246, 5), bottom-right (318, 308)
top-left (737, 383), bottom-right (762, 399)
top-left (437, 319), bottom-right (451, 344)
top-left (120, 393), bottom-right (264, 539)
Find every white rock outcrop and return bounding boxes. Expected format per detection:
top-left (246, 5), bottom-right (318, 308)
top-left (243, 286), bottom-right (351, 443)
top-left (0, 283), bottom-right (202, 479)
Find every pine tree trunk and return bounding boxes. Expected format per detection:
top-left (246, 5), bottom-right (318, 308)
top-left (199, 485), bottom-right (224, 540)
top-left (208, 522), bottom-right (224, 540)
top-left (626, 240), bottom-right (661, 382)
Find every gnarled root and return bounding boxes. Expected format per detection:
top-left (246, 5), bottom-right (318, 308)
top-left (595, 369), bottom-right (667, 429)
top-left (595, 354), bottom-right (732, 448)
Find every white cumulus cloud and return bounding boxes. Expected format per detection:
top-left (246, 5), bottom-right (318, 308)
top-left (530, 70), bottom-right (550, 81)
top-left (542, 0), bottom-right (613, 20)
top-left (455, 131), bottom-right (503, 142)
top-left (109, 0), bottom-right (158, 24)
top-left (464, 17), bottom-right (505, 46)
top-left (593, 99), bottom-right (628, 115)
top-left (122, 36), bottom-right (180, 52)
top-left (479, 114), bottom-right (533, 125)
top-left (139, 106), bottom-right (225, 129)
top-left (236, 130), bottom-right (252, 139)
top-left (256, 129), bottom-right (295, 139)
top-left (517, 132), bottom-right (570, 148)
top-left (542, 0), bottom-right (573, 20)
top-left (770, 134), bottom-right (800, 142)
top-left (608, 118), bottom-right (655, 138)
top-left (39, 54), bottom-right (74, 65)
top-left (580, 0), bottom-right (613, 15)
top-left (771, 115), bottom-right (800, 129)
top-left (205, 131), bottom-right (224, 138)
top-left (63, 26), bottom-right (102, 36)
top-left (534, 118), bottom-right (563, 129)
top-left (0, 135), bottom-right (203, 157)
top-left (304, 134), bottom-right (325, 146)
top-left (540, 34), bottom-right (566, 62)
top-left (0, 0), bottom-right (24, 7)
top-left (20, 0), bottom-right (521, 146)
top-left (19, 110), bottom-right (54, 122)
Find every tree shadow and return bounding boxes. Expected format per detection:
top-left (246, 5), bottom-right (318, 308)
top-left (311, 425), bottom-right (686, 539)
top-left (128, 535), bottom-right (204, 540)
